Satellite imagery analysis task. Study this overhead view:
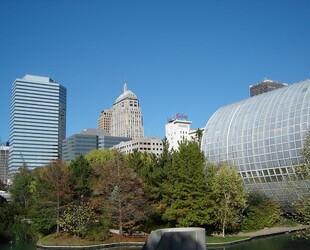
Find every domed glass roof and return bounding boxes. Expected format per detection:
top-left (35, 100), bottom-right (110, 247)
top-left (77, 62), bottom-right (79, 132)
top-left (114, 82), bottom-right (138, 103)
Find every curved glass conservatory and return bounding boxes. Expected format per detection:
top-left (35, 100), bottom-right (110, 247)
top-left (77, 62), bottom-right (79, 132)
top-left (201, 79), bottom-right (310, 205)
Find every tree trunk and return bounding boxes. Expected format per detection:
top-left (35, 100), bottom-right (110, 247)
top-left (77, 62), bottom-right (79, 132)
top-left (56, 196), bottom-right (60, 235)
top-left (119, 197), bottom-right (123, 235)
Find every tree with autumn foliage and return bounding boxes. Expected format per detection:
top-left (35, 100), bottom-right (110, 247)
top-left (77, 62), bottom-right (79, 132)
top-left (91, 150), bottom-right (149, 235)
top-left (31, 160), bottom-right (72, 235)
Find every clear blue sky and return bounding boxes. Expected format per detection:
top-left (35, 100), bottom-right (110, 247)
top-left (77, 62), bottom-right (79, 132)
top-left (1, 0), bottom-right (309, 142)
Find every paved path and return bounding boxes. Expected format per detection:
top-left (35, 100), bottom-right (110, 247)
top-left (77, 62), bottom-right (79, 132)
top-left (237, 225), bottom-right (310, 238)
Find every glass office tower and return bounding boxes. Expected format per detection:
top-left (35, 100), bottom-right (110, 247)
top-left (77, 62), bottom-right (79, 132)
top-left (201, 79), bottom-right (310, 205)
top-left (9, 75), bottom-right (66, 176)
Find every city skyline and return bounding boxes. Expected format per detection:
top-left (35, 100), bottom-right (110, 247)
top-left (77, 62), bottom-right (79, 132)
top-left (1, 1), bottom-right (310, 142)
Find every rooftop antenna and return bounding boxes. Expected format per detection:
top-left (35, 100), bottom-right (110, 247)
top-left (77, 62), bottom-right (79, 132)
top-left (124, 80), bottom-right (127, 93)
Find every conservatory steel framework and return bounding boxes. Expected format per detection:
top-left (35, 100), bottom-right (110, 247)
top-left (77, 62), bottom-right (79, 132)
top-left (201, 79), bottom-right (310, 205)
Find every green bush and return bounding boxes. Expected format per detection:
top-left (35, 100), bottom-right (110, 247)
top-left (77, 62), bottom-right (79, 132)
top-left (82, 219), bottom-right (110, 241)
top-left (241, 193), bottom-right (281, 232)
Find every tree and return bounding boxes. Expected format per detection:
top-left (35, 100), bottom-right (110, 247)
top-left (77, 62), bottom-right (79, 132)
top-left (291, 129), bottom-right (310, 238)
top-left (69, 154), bottom-right (92, 199)
top-left (86, 149), bottom-right (120, 166)
top-left (126, 139), bottom-right (173, 229)
top-left (161, 141), bottom-right (214, 227)
top-left (31, 160), bottom-right (72, 235)
top-left (193, 128), bottom-right (203, 148)
top-left (92, 152), bottom-right (148, 235)
top-left (10, 164), bottom-right (33, 210)
top-left (59, 201), bottom-right (97, 237)
top-left (211, 162), bottom-right (247, 237)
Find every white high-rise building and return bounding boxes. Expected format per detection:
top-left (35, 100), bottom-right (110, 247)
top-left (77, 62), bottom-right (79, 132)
top-left (9, 75), bottom-right (66, 176)
top-left (165, 115), bottom-right (192, 150)
top-left (109, 82), bottom-right (144, 139)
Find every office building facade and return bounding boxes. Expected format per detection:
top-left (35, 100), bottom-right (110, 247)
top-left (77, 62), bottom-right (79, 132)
top-left (9, 75), bottom-right (66, 176)
top-left (249, 79), bottom-right (288, 97)
top-left (98, 81), bottom-right (144, 140)
top-left (0, 145), bottom-right (9, 184)
top-left (62, 128), bottom-right (130, 161)
top-left (165, 115), bottom-right (192, 150)
top-left (62, 134), bottom-right (98, 162)
top-left (98, 109), bottom-right (112, 133)
top-left (201, 79), bottom-right (310, 205)
top-left (113, 136), bottom-right (163, 156)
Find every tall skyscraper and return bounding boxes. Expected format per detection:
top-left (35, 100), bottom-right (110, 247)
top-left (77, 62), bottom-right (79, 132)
top-left (9, 75), bottom-right (66, 176)
top-left (111, 82), bottom-right (144, 139)
top-left (98, 82), bottom-right (144, 140)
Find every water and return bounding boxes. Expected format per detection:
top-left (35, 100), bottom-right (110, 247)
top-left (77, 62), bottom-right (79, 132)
top-left (0, 243), bottom-right (142, 250)
top-left (0, 234), bottom-right (308, 250)
top-left (207, 233), bottom-right (309, 250)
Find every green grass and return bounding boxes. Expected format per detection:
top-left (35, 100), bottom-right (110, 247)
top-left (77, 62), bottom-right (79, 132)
top-left (206, 235), bottom-right (251, 244)
top-left (274, 218), bottom-right (299, 227)
top-left (38, 232), bottom-right (147, 246)
top-left (39, 233), bottom-right (105, 246)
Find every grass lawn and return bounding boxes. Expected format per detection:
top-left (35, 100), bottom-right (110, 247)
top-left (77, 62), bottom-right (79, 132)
top-left (206, 235), bottom-right (251, 244)
top-left (39, 233), bottom-right (147, 246)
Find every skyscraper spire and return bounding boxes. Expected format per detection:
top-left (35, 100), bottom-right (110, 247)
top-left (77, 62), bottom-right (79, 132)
top-left (124, 81), bottom-right (127, 93)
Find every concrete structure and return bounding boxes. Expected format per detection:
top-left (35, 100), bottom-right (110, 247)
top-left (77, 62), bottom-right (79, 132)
top-left (62, 128), bottom-right (130, 161)
top-left (142, 227), bottom-right (206, 250)
top-left (165, 115), bottom-right (192, 150)
top-left (98, 109), bottom-right (113, 133)
top-left (249, 79), bottom-right (288, 97)
top-left (98, 82), bottom-right (144, 140)
top-left (113, 136), bottom-right (163, 156)
top-left (0, 145), bottom-right (9, 184)
top-left (9, 75), bottom-right (66, 176)
top-left (201, 79), bottom-right (310, 206)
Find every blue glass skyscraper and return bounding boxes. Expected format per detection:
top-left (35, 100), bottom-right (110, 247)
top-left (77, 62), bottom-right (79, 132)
top-left (9, 75), bottom-right (66, 176)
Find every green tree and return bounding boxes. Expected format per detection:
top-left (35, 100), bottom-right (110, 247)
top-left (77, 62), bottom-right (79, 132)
top-left (126, 139), bottom-right (173, 230)
top-left (291, 129), bottom-right (310, 238)
top-left (211, 162), bottom-right (247, 237)
top-left (10, 165), bottom-right (33, 210)
top-left (69, 154), bottom-right (92, 199)
top-left (6, 166), bottom-right (37, 241)
top-left (86, 149), bottom-right (120, 166)
top-left (0, 197), bottom-right (36, 242)
top-left (92, 152), bottom-right (148, 235)
top-left (193, 128), bottom-right (203, 148)
top-left (161, 141), bottom-right (213, 227)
